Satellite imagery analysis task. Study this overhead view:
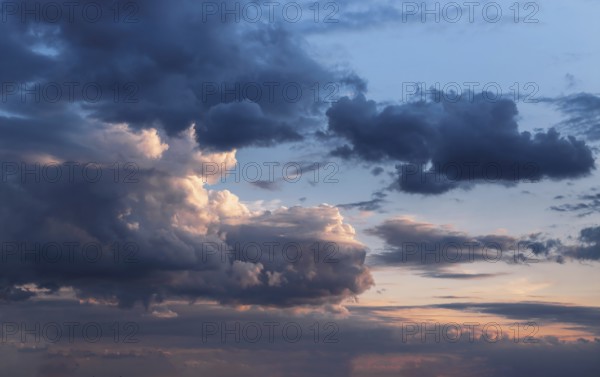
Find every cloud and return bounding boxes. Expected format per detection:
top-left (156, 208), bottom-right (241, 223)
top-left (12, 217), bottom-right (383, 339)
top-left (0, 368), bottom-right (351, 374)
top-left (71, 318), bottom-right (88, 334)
top-left (545, 93), bottom-right (600, 141)
top-left (560, 226), bottom-right (600, 261)
top-left (195, 101), bottom-right (302, 151)
top-left (420, 272), bottom-right (505, 279)
top-left (366, 217), bottom-right (599, 275)
top-left (370, 167), bottom-right (385, 176)
top-left (429, 301), bottom-right (600, 330)
top-left (367, 217), bottom-right (537, 267)
top-left (337, 198), bottom-right (386, 212)
top-left (2, 298), bottom-right (600, 377)
top-left (0, 0), bottom-right (364, 151)
top-left (325, 93), bottom-right (595, 194)
top-left (0, 123), bottom-right (373, 308)
top-left (249, 180), bottom-right (281, 191)
top-left (0, 0), bottom-right (376, 308)
top-left (550, 190), bottom-right (600, 217)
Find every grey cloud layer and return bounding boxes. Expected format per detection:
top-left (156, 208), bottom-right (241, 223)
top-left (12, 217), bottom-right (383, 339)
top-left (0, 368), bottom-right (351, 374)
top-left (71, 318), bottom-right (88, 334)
top-left (2, 299), bottom-right (600, 377)
top-left (367, 217), bottom-right (599, 275)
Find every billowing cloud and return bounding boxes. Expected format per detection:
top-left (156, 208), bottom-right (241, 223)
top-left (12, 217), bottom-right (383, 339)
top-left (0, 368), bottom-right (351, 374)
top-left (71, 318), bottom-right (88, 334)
top-left (0, 0), bottom-right (375, 308)
top-left (0, 122), bottom-right (372, 307)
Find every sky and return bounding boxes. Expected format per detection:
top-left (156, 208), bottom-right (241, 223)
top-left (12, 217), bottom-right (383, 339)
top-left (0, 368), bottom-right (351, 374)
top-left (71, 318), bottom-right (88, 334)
top-left (0, 0), bottom-right (599, 376)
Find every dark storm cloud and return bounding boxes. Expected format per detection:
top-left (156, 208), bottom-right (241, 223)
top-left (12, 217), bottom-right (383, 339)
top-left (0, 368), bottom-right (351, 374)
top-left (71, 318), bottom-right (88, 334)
top-left (0, 0), bottom-right (363, 151)
top-left (325, 93), bottom-right (595, 194)
top-left (327, 94), bottom-right (437, 163)
top-left (195, 101), bottom-right (303, 151)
